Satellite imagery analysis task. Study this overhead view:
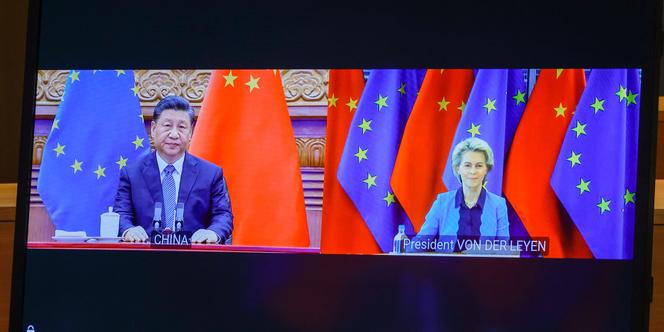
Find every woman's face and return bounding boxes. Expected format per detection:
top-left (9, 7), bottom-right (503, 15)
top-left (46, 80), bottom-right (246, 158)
top-left (457, 150), bottom-right (488, 190)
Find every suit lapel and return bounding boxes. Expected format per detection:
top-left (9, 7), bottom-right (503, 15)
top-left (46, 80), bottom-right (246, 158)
top-left (179, 152), bottom-right (199, 206)
top-left (142, 152), bottom-right (164, 207)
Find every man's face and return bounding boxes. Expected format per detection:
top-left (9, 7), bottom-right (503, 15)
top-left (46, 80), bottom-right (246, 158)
top-left (151, 109), bottom-right (193, 162)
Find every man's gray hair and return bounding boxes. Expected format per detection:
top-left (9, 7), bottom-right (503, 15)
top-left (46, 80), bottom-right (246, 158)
top-left (451, 137), bottom-right (494, 181)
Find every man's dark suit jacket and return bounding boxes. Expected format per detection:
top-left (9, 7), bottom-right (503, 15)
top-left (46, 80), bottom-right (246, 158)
top-left (114, 151), bottom-right (233, 241)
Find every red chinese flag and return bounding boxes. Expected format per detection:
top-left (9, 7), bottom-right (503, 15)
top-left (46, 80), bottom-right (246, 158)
top-left (503, 69), bottom-right (591, 258)
top-left (391, 69), bottom-right (474, 232)
top-left (190, 70), bottom-right (310, 247)
top-left (320, 69), bottom-right (380, 253)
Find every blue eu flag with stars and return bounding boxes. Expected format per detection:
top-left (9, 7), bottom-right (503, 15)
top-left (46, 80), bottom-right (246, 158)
top-left (442, 69), bottom-right (528, 195)
top-left (37, 70), bottom-right (149, 236)
top-left (550, 69), bottom-right (639, 259)
top-left (337, 69), bottom-right (425, 252)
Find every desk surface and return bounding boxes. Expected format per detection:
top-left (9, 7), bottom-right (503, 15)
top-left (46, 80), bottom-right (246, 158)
top-left (28, 242), bottom-right (320, 254)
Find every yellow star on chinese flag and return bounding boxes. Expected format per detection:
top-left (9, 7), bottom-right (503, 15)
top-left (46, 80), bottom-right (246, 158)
top-left (245, 75), bottom-right (260, 93)
top-left (328, 94), bottom-right (338, 107)
top-left (223, 70), bottom-right (238, 87)
top-left (346, 97), bottom-right (359, 112)
top-left (554, 103), bottom-right (567, 118)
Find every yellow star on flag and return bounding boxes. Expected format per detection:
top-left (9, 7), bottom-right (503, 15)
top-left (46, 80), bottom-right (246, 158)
top-left (132, 136), bottom-right (145, 150)
top-left (626, 90), bottom-right (638, 106)
top-left (383, 191), bottom-right (396, 207)
top-left (223, 70), bottom-right (238, 87)
top-left (590, 97), bottom-right (605, 114)
top-left (554, 103), bottom-right (567, 118)
top-left (363, 173), bottom-right (377, 189)
top-left (70, 159), bottom-right (83, 174)
top-left (94, 165), bottom-right (106, 179)
top-left (397, 83), bottom-right (406, 96)
top-left (327, 94), bottom-right (338, 107)
top-left (512, 90), bottom-right (526, 106)
top-left (567, 151), bottom-right (581, 167)
top-left (53, 143), bottom-right (65, 157)
top-left (51, 119), bottom-right (60, 131)
top-left (354, 147), bottom-right (368, 162)
top-left (346, 97), bottom-right (358, 112)
top-left (571, 121), bottom-right (587, 138)
top-left (624, 188), bottom-right (635, 205)
top-left (116, 156), bottom-right (128, 169)
top-left (69, 70), bottom-right (80, 83)
top-left (616, 84), bottom-right (628, 102)
top-left (467, 123), bottom-right (481, 137)
top-left (245, 75), bottom-right (260, 93)
top-left (457, 100), bottom-right (466, 112)
top-left (358, 118), bottom-right (372, 134)
top-left (483, 98), bottom-right (497, 114)
top-left (576, 178), bottom-right (590, 195)
top-left (131, 85), bottom-right (140, 96)
top-left (374, 94), bottom-right (388, 110)
top-left (437, 97), bottom-right (450, 111)
top-left (115, 70), bottom-right (125, 77)
top-left (556, 69), bottom-right (564, 78)
top-left (597, 197), bottom-right (611, 214)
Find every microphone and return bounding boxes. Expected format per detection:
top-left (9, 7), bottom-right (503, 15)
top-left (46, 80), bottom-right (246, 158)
top-left (175, 202), bottom-right (184, 233)
top-left (152, 202), bottom-right (163, 232)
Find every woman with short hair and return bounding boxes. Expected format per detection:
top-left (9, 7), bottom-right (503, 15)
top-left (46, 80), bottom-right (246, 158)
top-left (416, 137), bottom-right (509, 244)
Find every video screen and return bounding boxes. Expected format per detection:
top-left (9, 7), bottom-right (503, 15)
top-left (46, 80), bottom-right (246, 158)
top-left (28, 68), bottom-right (640, 259)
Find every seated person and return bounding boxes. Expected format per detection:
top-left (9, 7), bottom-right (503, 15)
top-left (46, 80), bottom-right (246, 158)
top-left (416, 137), bottom-right (509, 251)
top-left (114, 96), bottom-right (233, 243)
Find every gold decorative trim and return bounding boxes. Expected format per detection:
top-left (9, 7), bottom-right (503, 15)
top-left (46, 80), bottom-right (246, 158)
top-left (36, 70), bottom-right (329, 106)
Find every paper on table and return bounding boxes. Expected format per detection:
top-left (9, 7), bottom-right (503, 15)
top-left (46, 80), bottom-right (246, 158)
top-left (54, 230), bottom-right (88, 237)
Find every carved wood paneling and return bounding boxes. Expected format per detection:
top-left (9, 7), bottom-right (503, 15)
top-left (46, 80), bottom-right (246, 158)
top-left (36, 70), bottom-right (329, 106)
top-left (296, 138), bottom-right (325, 167)
top-left (32, 136), bottom-right (47, 165)
top-left (32, 136), bottom-right (326, 168)
top-left (35, 70), bottom-right (69, 104)
top-left (281, 69), bottom-right (328, 105)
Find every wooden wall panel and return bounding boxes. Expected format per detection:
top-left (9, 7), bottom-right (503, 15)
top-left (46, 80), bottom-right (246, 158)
top-left (657, 112), bottom-right (664, 179)
top-left (652, 225), bottom-right (664, 331)
top-left (0, 222), bottom-right (14, 332)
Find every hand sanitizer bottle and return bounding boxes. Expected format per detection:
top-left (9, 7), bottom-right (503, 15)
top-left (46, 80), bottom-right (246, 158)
top-left (392, 225), bottom-right (408, 254)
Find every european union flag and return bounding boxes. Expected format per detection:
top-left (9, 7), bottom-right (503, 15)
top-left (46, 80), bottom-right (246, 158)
top-left (37, 70), bottom-right (149, 236)
top-left (550, 69), bottom-right (639, 259)
top-left (442, 69), bottom-right (528, 194)
top-left (337, 69), bottom-right (425, 252)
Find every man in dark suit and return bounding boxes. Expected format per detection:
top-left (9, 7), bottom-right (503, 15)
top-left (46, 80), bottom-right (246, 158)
top-left (114, 96), bottom-right (233, 243)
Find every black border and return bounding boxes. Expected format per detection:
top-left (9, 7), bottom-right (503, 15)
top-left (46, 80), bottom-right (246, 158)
top-left (10, 0), bottom-right (40, 330)
top-left (10, 0), bottom-right (663, 330)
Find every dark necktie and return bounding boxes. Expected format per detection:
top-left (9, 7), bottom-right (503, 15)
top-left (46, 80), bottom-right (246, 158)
top-left (162, 164), bottom-right (176, 229)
